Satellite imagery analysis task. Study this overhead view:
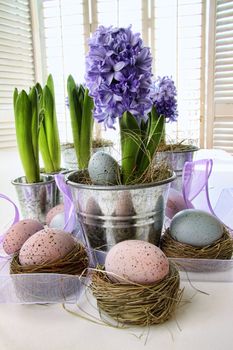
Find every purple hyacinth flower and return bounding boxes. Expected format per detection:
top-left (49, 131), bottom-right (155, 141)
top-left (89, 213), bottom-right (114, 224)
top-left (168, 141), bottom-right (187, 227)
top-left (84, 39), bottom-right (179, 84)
top-left (85, 25), bottom-right (153, 128)
top-left (151, 76), bottom-right (178, 122)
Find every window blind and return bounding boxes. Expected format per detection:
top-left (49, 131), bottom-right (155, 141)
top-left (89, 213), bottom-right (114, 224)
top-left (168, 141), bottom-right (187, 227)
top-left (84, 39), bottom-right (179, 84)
top-left (0, 0), bottom-right (35, 148)
top-left (41, 0), bottom-right (86, 142)
top-left (152, 0), bottom-right (205, 146)
top-left (212, 0), bottom-right (233, 153)
top-left (40, 0), bottom-right (205, 147)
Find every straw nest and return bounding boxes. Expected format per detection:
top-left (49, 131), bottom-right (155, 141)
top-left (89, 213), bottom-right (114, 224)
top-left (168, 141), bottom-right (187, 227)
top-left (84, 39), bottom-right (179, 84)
top-left (10, 242), bottom-right (89, 276)
top-left (160, 227), bottom-right (233, 260)
top-left (90, 262), bottom-right (182, 326)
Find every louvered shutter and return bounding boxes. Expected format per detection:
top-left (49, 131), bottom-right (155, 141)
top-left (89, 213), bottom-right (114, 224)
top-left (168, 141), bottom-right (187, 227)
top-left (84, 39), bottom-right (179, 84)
top-left (152, 0), bottom-right (205, 146)
top-left (0, 0), bottom-right (35, 148)
top-left (41, 0), bottom-right (87, 142)
top-left (212, 0), bottom-right (233, 153)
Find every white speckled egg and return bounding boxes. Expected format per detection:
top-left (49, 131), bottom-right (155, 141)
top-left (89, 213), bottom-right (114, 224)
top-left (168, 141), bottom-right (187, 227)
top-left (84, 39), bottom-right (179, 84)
top-left (19, 228), bottom-right (76, 266)
top-left (46, 204), bottom-right (64, 225)
top-left (170, 209), bottom-right (223, 247)
top-left (3, 219), bottom-right (43, 255)
top-left (88, 151), bottom-right (119, 185)
top-left (105, 240), bottom-right (169, 284)
top-left (49, 212), bottom-right (65, 230)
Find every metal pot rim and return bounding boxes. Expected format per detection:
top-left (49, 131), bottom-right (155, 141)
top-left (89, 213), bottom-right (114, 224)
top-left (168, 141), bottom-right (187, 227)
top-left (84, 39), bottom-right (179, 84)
top-left (158, 145), bottom-right (199, 154)
top-left (66, 170), bottom-right (176, 191)
top-left (11, 175), bottom-right (55, 187)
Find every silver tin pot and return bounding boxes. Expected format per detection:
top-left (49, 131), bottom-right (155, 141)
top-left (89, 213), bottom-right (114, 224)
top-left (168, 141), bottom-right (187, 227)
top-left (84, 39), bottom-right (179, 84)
top-left (12, 175), bottom-right (57, 224)
top-left (66, 171), bottom-right (176, 252)
top-left (155, 146), bottom-right (198, 191)
top-left (40, 168), bottom-right (70, 205)
top-left (61, 144), bottom-right (113, 170)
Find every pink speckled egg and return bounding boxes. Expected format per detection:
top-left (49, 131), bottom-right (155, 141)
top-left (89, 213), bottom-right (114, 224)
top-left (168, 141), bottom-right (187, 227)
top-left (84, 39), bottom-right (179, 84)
top-left (19, 228), bottom-right (76, 266)
top-left (3, 219), bottom-right (43, 255)
top-left (45, 204), bottom-right (64, 225)
top-left (105, 240), bottom-right (169, 284)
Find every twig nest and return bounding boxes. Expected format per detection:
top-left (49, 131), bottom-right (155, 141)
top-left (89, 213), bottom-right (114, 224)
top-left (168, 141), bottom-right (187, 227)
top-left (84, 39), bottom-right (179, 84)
top-left (11, 228), bottom-right (89, 275)
top-left (91, 262), bottom-right (181, 326)
top-left (91, 240), bottom-right (182, 326)
top-left (3, 219), bottom-right (43, 255)
top-left (161, 227), bottom-right (233, 260)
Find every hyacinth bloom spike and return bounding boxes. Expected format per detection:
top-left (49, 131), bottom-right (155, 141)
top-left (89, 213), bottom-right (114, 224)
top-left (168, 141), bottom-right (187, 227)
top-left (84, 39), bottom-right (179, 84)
top-left (85, 25), bottom-right (153, 129)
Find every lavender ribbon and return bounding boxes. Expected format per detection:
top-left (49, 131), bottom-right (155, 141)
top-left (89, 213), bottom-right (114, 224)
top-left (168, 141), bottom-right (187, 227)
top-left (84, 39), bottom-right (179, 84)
top-left (182, 159), bottom-right (233, 230)
top-left (54, 174), bottom-right (76, 233)
top-left (0, 193), bottom-right (20, 244)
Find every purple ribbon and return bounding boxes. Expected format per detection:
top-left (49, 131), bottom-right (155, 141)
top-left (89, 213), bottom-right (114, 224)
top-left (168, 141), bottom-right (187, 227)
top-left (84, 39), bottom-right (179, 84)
top-left (182, 159), bottom-right (215, 215)
top-left (0, 193), bottom-right (20, 259)
top-left (54, 174), bottom-right (76, 233)
top-left (0, 193), bottom-right (20, 244)
top-left (182, 159), bottom-right (233, 231)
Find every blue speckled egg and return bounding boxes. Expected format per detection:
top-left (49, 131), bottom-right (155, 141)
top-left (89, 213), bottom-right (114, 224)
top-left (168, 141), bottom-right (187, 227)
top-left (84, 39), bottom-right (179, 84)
top-left (170, 209), bottom-right (223, 247)
top-left (88, 151), bottom-right (119, 185)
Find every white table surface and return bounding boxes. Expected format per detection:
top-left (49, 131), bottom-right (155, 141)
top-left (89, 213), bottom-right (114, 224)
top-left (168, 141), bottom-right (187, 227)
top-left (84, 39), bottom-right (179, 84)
top-left (0, 148), bottom-right (233, 350)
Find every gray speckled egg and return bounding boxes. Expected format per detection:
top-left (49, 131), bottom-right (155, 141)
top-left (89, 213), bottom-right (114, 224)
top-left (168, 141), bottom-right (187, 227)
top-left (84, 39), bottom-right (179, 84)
top-left (88, 151), bottom-right (119, 185)
top-left (170, 209), bottom-right (223, 247)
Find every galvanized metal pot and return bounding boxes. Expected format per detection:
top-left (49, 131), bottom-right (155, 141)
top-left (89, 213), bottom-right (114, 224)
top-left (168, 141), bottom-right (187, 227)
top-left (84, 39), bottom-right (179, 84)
top-left (155, 146), bottom-right (198, 191)
top-left (40, 168), bottom-right (70, 205)
top-left (12, 175), bottom-right (57, 224)
top-left (66, 171), bottom-right (176, 252)
top-left (61, 144), bottom-right (113, 170)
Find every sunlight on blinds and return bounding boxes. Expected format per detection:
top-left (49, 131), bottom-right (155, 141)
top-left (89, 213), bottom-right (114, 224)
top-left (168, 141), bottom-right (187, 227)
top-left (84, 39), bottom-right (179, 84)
top-left (95, 0), bottom-right (142, 148)
top-left (154, 0), bottom-right (203, 145)
top-left (0, 0), bottom-right (35, 148)
top-left (42, 0), bottom-right (85, 142)
top-left (213, 0), bottom-right (233, 153)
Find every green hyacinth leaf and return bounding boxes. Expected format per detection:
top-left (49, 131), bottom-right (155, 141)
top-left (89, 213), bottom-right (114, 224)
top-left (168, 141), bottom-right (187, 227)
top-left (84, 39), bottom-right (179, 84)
top-left (120, 111), bottom-right (141, 184)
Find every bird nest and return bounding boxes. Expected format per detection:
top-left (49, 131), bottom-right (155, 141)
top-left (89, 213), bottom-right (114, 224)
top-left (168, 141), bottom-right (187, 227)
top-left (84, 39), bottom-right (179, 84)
top-left (10, 241), bottom-right (89, 276)
top-left (90, 262), bottom-right (182, 326)
top-left (160, 227), bottom-right (233, 260)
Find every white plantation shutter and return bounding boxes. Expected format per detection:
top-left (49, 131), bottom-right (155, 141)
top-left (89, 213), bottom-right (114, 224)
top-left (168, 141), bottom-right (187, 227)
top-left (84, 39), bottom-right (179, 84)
top-left (41, 0), bottom-right (87, 142)
top-left (151, 0), bottom-right (205, 146)
top-left (208, 0), bottom-right (233, 153)
top-left (0, 0), bottom-right (35, 148)
top-left (93, 0), bottom-right (142, 146)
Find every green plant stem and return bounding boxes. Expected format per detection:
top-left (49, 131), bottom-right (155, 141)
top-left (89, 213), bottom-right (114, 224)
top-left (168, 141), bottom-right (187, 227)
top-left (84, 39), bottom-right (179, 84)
top-left (67, 75), bottom-right (81, 166)
top-left (14, 90), bottom-right (40, 183)
top-left (79, 88), bottom-right (94, 169)
top-left (120, 111), bottom-right (141, 184)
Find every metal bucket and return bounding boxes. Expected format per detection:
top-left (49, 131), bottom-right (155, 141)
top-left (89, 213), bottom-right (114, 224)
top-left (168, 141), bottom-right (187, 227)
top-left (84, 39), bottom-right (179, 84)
top-left (12, 176), bottom-right (57, 224)
top-left (66, 171), bottom-right (176, 252)
top-left (155, 146), bottom-right (198, 191)
top-left (40, 169), bottom-right (70, 205)
top-left (61, 144), bottom-right (113, 170)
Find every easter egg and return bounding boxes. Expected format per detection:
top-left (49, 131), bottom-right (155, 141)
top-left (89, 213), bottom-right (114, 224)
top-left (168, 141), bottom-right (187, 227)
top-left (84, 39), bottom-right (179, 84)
top-left (3, 219), bottom-right (43, 255)
top-left (19, 228), bottom-right (76, 266)
top-left (49, 212), bottom-right (65, 230)
top-left (88, 151), bottom-right (119, 185)
top-left (170, 209), bottom-right (224, 247)
top-left (46, 204), bottom-right (64, 225)
top-left (105, 240), bottom-right (169, 284)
